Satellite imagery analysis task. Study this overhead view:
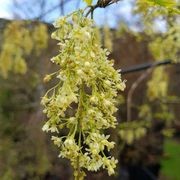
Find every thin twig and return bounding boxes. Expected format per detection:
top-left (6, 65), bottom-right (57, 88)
top-left (39, 0), bottom-right (46, 19)
top-left (85, 0), bottom-right (121, 17)
top-left (121, 59), bottom-right (173, 74)
top-left (127, 68), bottom-right (153, 122)
top-left (60, 0), bottom-right (65, 16)
top-left (37, 0), bottom-right (73, 20)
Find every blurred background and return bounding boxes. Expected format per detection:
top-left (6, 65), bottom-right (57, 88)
top-left (0, 0), bottom-right (179, 179)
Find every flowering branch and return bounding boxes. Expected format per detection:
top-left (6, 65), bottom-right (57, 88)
top-left (41, 10), bottom-right (125, 179)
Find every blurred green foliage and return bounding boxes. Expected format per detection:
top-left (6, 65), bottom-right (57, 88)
top-left (161, 139), bottom-right (180, 180)
top-left (0, 87), bottom-right (51, 179)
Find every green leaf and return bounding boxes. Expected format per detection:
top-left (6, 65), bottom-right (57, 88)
top-left (147, 0), bottom-right (176, 7)
top-left (83, 0), bottom-right (93, 6)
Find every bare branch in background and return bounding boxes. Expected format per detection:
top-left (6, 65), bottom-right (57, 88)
top-left (12, 0), bottom-right (32, 19)
top-left (60, 0), bottom-right (65, 16)
top-left (39, 0), bottom-right (46, 19)
top-left (12, 0), bottom-right (42, 19)
top-left (121, 59), bottom-right (172, 74)
top-left (37, 0), bottom-right (73, 20)
top-left (11, 0), bottom-right (72, 21)
top-left (11, 0), bottom-right (121, 21)
top-left (127, 68), bottom-right (153, 122)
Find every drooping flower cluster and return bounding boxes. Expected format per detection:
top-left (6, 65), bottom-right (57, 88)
top-left (103, 25), bottom-right (113, 51)
top-left (33, 24), bottom-right (49, 55)
top-left (147, 67), bottom-right (168, 101)
top-left (135, 0), bottom-right (180, 16)
top-left (118, 121), bottom-right (150, 145)
top-left (149, 23), bottom-right (180, 63)
top-left (41, 10), bottom-right (125, 179)
top-left (0, 21), bottom-right (31, 78)
top-left (0, 21), bottom-right (48, 78)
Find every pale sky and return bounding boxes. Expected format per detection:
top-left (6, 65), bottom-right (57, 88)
top-left (0, 0), bottom-right (13, 19)
top-left (0, 0), bottom-right (136, 28)
top-left (0, 0), bottom-right (168, 32)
